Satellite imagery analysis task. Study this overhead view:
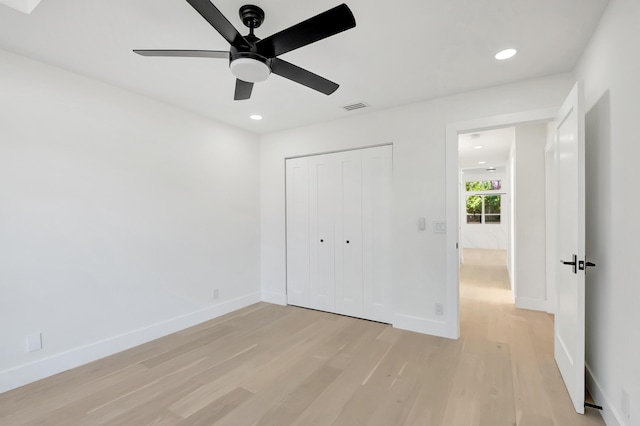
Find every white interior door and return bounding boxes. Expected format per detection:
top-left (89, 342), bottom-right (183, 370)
top-left (554, 82), bottom-right (586, 414)
top-left (335, 150), bottom-right (364, 318)
top-left (285, 157), bottom-right (310, 307)
top-left (362, 146), bottom-right (393, 322)
top-left (308, 155), bottom-right (336, 312)
top-left (286, 146), bottom-right (392, 323)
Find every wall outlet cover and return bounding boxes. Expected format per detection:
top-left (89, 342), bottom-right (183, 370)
top-left (622, 389), bottom-right (630, 419)
top-left (26, 332), bottom-right (42, 352)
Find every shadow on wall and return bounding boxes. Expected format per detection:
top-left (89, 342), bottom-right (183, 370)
top-left (584, 89), bottom-right (610, 373)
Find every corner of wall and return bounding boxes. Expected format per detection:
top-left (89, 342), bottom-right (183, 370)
top-left (261, 291), bottom-right (287, 306)
top-left (393, 314), bottom-right (453, 339)
top-left (514, 297), bottom-right (548, 312)
top-left (587, 364), bottom-right (625, 426)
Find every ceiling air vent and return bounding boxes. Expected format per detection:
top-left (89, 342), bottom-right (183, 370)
top-left (342, 102), bottom-right (368, 111)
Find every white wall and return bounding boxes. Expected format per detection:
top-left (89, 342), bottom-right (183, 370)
top-left (260, 73), bottom-right (575, 338)
top-left (460, 167), bottom-right (509, 250)
top-left (575, 0), bottom-right (640, 424)
top-left (0, 49), bottom-right (261, 392)
top-left (513, 123), bottom-right (548, 311)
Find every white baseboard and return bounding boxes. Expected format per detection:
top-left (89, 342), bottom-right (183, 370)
top-left (393, 314), bottom-right (450, 338)
top-left (0, 292), bottom-right (261, 394)
top-left (515, 296), bottom-right (548, 312)
top-left (261, 291), bottom-right (287, 305)
top-left (586, 363), bottom-right (625, 426)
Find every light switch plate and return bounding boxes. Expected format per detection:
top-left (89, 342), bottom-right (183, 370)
top-left (434, 221), bottom-right (446, 234)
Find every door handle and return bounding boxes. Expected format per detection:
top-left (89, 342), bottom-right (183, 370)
top-left (560, 254), bottom-right (578, 274)
top-left (578, 259), bottom-right (596, 271)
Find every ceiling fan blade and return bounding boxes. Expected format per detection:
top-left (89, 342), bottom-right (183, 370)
top-left (234, 79), bottom-right (254, 100)
top-left (185, 0), bottom-right (248, 47)
top-left (133, 49), bottom-right (229, 58)
top-left (271, 59), bottom-right (339, 95)
top-left (257, 4), bottom-right (355, 58)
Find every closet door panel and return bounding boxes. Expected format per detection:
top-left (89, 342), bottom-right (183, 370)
top-left (335, 150), bottom-right (363, 318)
top-left (308, 155), bottom-right (336, 311)
top-left (285, 157), bottom-right (310, 307)
top-left (362, 146), bottom-right (393, 322)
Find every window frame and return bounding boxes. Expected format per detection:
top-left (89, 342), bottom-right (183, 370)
top-left (465, 181), bottom-right (503, 225)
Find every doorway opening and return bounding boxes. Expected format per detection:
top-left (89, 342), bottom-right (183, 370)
top-left (457, 121), bottom-right (554, 335)
top-left (458, 127), bottom-right (512, 277)
top-left (444, 107), bottom-right (557, 339)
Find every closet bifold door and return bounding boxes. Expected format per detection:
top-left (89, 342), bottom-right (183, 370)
top-left (308, 155), bottom-right (337, 312)
top-left (286, 146), bottom-right (392, 323)
top-left (362, 145), bottom-right (393, 323)
top-left (285, 157), bottom-right (310, 308)
top-left (334, 150), bottom-right (364, 318)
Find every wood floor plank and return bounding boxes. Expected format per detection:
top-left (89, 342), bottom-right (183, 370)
top-left (254, 365), bottom-right (342, 425)
top-left (0, 249), bottom-right (605, 426)
top-left (291, 327), bottom-right (393, 425)
top-left (179, 388), bottom-right (254, 426)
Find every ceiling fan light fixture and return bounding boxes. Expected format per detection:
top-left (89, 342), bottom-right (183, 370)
top-left (230, 57), bottom-right (271, 83)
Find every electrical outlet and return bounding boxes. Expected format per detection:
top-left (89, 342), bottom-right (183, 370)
top-left (213, 288), bottom-right (219, 300)
top-left (435, 303), bottom-right (444, 316)
top-left (26, 332), bottom-right (42, 352)
top-left (622, 389), bottom-right (630, 420)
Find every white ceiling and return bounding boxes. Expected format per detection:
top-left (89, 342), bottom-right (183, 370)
top-left (0, 0), bottom-right (608, 134)
top-left (459, 127), bottom-right (514, 170)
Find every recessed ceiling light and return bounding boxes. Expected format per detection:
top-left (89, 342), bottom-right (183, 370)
top-left (478, 161), bottom-right (486, 165)
top-left (495, 48), bottom-right (517, 60)
top-left (473, 145), bottom-right (484, 149)
top-left (250, 114), bottom-right (263, 120)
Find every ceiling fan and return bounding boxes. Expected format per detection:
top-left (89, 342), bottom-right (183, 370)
top-left (133, 1), bottom-right (356, 100)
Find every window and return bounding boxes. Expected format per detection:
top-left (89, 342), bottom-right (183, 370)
top-left (466, 195), bottom-right (482, 223)
top-left (466, 195), bottom-right (501, 224)
top-left (483, 195), bottom-right (501, 223)
top-left (465, 180), bottom-right (501, 191)
top-left (465, 180), bottom-right (502, 224)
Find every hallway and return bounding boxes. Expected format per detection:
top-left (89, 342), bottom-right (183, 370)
top-left (459, 248), bottom-right (603, 425)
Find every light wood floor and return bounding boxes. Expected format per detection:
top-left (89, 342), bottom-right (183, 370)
top-left (0, 249), bottom-right (604, 425)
